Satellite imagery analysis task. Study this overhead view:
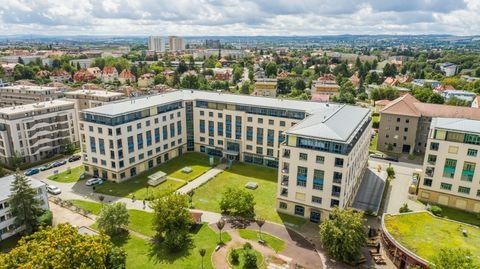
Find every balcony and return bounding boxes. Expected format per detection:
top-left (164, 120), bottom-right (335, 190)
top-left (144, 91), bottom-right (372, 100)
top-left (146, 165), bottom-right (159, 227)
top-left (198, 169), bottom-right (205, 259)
top-left (280, 188), bottom-right (288, 197)
top-left (281, 176), bottom-right (289, 186)
top-left (282, 168), bottom-right (289, 174)
top-left (331, 191), bottom-right (341, 198)
top-left (425, 167), bottom-right (435, 177)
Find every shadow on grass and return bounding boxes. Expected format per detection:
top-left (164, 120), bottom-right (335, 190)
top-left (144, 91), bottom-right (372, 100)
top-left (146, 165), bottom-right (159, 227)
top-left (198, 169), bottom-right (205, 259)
top-left (147, 234), bottom-right (195, 265)
top-left (110, 230), bottom-right (131, 247)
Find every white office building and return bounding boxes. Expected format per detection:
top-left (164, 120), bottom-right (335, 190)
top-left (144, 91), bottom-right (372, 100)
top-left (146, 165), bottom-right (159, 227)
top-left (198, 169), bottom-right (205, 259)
top-left (148, 36), bottom-right (167, 52)
top-left (80, 90), bottom-right (371, 221)
top-left (0, 175), bottom-right (49, 240)
top-left (169, 36), bottom-right (185, 52)
top-left (0, 100), bottom-right (78, 164)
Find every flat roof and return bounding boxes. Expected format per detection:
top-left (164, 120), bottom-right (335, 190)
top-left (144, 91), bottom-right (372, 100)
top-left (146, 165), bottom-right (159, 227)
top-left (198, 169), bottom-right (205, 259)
top-left (431, 117), bottom-right (480, 135)
top-left (64, 89), bottom-right (124, 98)
top-left (0, 85), bottom-right (58, 92)
top-left (0, 174), bottom-right (45, 199)
top-left (0, 100), bottom-right (74, 115)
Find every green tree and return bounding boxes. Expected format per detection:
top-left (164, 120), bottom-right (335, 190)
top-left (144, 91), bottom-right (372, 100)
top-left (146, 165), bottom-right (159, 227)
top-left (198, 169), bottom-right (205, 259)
top-left (151, 193), bottom-right (193, 251)
top-left (386, 166), bottom-right (395, 178)
top-left (63, 138), bottom-right (76, 155)
top-left (265, 62), bottom-right (278, 78)
top-left (240, 81), bottom-right (253, 94)
top-left (430, 248), bottom-right (479, 269)
top-left (319, 208), bottom-right (367, 263)
top-left (243, 249), bottom-right (258, 268)
top-left (97, 202), bottom-right (130, 236)
top-left (0, 224), bottom-right (126, 269)
top-left (219, 187), bottom-right (255, 219)
top-left (428, 93), bottom-right (445, 104)
top-left (9, 171), bottom-right (44, 234)
top-left (10, 151), bottom-right (22, 168)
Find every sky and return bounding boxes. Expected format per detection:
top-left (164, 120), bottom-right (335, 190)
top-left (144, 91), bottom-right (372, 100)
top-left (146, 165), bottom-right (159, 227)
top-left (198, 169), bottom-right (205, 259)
top-left (0, 0), bottom-right (478, 36)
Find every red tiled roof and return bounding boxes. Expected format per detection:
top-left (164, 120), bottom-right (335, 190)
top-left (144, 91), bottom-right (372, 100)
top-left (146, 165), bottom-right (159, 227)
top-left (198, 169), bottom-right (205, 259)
top-left (102, 66), bottom-right (118, 75)
top-left (119, 69), bottom-right (135, 79)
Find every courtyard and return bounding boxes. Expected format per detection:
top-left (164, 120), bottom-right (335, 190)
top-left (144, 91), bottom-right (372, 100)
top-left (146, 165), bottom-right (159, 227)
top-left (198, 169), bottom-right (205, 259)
top-left (192, 162), bottom-right (306, 228)
top-left (384, 212), bottom-right (480, 262)
top-left (95, 152), bottom-right (218, 199)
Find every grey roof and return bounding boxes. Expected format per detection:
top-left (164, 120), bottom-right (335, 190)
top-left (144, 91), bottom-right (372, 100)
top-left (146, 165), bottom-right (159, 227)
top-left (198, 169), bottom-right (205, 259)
top-left (432, 117), bottom-right (480, 134)
top-left (83, 89), bottom-right (341, 116)
top-left (285, 104), bottom-right (371, 142)
top-left (0, 174), bottom-right (45, 200)
top-left (352, 168), bottom-right (387, 214)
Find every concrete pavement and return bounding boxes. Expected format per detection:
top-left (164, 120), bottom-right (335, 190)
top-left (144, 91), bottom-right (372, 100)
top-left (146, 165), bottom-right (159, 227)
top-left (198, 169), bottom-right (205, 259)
top-left (176, 163), bottom-right (227, 194)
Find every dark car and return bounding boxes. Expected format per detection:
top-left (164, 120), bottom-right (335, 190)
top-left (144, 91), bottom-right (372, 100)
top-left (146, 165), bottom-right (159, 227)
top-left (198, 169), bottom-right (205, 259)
top-left (68, 155), bottom-right (81, 162)
top-left (24, 168), bottom-right (40, 176)
top-left (52, 160), bottom-right (67, 167)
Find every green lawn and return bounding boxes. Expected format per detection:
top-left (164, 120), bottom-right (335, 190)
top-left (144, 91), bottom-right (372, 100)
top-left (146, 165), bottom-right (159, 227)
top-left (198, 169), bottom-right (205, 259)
top-left (48, 165), bottom-right (89, 183)
top-left (111, 223), bottom-right (231, 269)
top-left (95, 152), bottom-right (216, 198)
top-left (238, 229), bottom-right (285, 253)
top-left (228, 247), bottom-right (264, 269)
top-left (70, 200), bottom-right (154, 236)
top-left (384, 212), bottom-right (480, 261)
top-left (439, 205), bottom-right (480, 227)
top-left (369, 132), bottom-right (378, 151)
top-left (192, 162), bottom-right (306, 228)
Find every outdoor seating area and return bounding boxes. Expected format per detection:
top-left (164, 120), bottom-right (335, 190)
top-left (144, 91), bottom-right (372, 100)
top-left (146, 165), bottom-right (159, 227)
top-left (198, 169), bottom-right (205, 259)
top-left (367, 228), bottom-right (386, 265)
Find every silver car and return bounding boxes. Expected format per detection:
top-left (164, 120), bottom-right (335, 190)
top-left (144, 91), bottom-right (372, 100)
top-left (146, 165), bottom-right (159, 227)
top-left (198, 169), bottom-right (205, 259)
top-left (47, 185), bottom-right (61, 195)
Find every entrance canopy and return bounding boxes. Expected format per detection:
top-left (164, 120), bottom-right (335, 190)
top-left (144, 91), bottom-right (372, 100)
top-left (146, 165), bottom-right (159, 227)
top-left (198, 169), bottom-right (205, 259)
top-left (223, 150), bottom-right (239, 156)
top-left (352, 168), bottom-right (387, 215)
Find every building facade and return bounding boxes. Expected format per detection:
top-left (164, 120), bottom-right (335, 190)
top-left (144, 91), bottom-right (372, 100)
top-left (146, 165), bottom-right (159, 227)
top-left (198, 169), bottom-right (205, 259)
top-left (0, 175), bottom-right (49, 241)
top-left (0, 85), bottom-right (60, 108)
top-left (64, 89), bottom-right (125, 111)
top-left (80, 90), bottom-right (371, 221)
top-left (378, 94), bottom-right (480, 154)
top-left (418, 118), bottom-right (480, 213)
top-left (148, 36), bottom-right (167, 52)
top-left (0, 100), bottom-right (78, 164)
top-left (253, 79), bottom-right (278, 97)
top-left (169, 36), bottom-right (185, 52)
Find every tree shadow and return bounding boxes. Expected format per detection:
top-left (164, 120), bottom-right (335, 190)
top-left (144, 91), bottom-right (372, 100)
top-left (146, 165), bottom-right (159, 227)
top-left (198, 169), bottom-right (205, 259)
top-left (110, 230), bottom-right (131, 247)
top-left (146, 228), bottom-right (198, 264)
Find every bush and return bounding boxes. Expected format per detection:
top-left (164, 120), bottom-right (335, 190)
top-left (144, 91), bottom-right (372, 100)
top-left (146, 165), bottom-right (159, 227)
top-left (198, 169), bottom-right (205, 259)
top-left (243, 242), bottom-right (252, 251)
top-left (243, 250), bottom-right (257, 269)
top-left (399, 203), bottom-right (412, 213)
top-left (38, 210), bottom-right (53, 227)
top-left (386, 166), bottom-right (395, 178)
top-left (230, 249), bottom-right (239, 264)
top-left (430, 205), bottom-right (443, 216)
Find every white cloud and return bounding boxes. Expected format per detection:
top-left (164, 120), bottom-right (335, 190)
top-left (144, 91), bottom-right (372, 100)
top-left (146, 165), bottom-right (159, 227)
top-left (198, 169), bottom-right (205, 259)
top-left (0, 0), bottom-right (476, 35)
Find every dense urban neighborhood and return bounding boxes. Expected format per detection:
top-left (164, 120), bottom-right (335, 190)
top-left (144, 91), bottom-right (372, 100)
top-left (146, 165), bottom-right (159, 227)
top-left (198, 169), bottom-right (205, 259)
top-left (1, 4), bottom-right (480, 268)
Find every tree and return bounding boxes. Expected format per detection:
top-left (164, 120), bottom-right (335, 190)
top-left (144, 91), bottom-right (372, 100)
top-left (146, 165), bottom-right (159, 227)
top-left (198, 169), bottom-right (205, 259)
top-left (151, 193), bottom-right (193, 251)
top-left (216, 219), bottom-right (225, 243)
top-left (399, 203), bottom-right (412, 213)
top-left (0, 224), bottom-right (126, 269)
top-left (219, 187), bottom-right (256, 219)
top-left (386, 166), bottom-right (395, 178)
top-left (319, 208), bottom-right (367, 263)
top-left (199, 248), bottom-right (206, 269)
top-left (18, 57), bottom-right (24, 65)
top-left (430, 248), bottom-right (479, 269)
top-left (256, 218), bottom-right (265, 239)
top-left (9, 171), bottom-right (43, 234)
top-left (243, 249), bottom-right (258, 268)
top-left (265, 62), bottom-right (278, 78)
top-left (63, 138), bottom-right (76, 155)
top-left (97, 202), bottom-right (129, 236)
top-left (427, 93), bottom-right (445, 104)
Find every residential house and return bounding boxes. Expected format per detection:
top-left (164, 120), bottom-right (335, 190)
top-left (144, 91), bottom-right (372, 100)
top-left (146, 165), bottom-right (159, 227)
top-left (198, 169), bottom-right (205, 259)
top-left (101, 66), bottom-right (119, 83)
top-left (138, 73), bottom-right (155, 88)
top-left (49, 69), bottom-right (71, 83)
top-left (118, 69), bottom-right (136, 85)
top-left (252, 79), bottom-right (278, 97)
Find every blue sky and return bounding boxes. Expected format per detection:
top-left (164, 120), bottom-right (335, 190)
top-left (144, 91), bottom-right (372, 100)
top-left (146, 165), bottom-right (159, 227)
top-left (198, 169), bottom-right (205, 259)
top-left (0, 0), bottom-right (478, 36)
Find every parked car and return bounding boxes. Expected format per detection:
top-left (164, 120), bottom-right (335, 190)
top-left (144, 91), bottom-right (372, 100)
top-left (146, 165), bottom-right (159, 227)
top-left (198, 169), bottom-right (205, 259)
top-left (86, 178), bottom-right (104, 186)
top-left (39, 164), bottom-right (54, 171)
top-left (24, 168), bottom-right (40, 176)
top-left (52, 160), bottom-right (67, 167)
top-left (68, 155), bottom-right (81, 162)
top-left (47, 185), bottom-right (61, 195)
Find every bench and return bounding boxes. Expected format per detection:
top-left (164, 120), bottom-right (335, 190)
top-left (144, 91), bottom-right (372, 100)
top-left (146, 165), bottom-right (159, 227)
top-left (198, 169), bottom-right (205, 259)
top-left (258, 240), bottom-right (266, 245)
top-left (215, 245), bottom-right (221, 252)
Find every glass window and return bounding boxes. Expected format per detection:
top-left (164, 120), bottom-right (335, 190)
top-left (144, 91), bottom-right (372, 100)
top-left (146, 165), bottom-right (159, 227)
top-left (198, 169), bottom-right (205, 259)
top-left (294, 205), bottom-right (304, 216)
top-left (316, 156), bottom-right (324, 164)
top-left (334, 158), bottom-right (344, 168)
top-left (430, 142), bottom-right (439, 151)
top-left (296, 166), bottom-right (307, 187)
top-left (443, 159), bottom-right (457, 178)
top-left (440, 183), bottom-right (452, 191)
top-left (423, 178), bottom-right (432, 187)
top-left (467, 149), bottom-right (478, 157)
top-left (312, 196), bottom-right (322, 204)
top-left (458, 186), bottom-right (470, 194)
top-left (427, 154), bottom-right (437, 164)
top-left (299, 153), bottom-right (308, 161)
top-left (279, 202), bottom-right (287, 209)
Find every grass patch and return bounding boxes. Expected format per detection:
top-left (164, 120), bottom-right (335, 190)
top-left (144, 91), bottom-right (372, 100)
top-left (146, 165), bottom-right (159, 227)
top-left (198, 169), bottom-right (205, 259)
top-left (369, 133), bottom-right (378, 151)
top-left (48, 165), bottom-right (89, 183)
top-left (111, 224), bottom-right (231, 269)
top-left (228, 247), bottom-right (264, 269)
top-left (70, 200), bottom-right (154, 236)
top-left (384, 212), bottom-right (480, 261)
top-left (192, 162), bottom-right (306, 228)
top-left (238, 229), bottom-right (285, 252)
top-left (0, 234), bottom-right (21, 253)
top-left (95, 152), bottom-right (215, 198)
top-left (437, 205), bottom-right (480, 227)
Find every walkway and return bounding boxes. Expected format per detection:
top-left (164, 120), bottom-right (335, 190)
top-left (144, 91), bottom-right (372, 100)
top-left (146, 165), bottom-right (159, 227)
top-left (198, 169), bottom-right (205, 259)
top-left (176, 163), bottom-right (227, 194)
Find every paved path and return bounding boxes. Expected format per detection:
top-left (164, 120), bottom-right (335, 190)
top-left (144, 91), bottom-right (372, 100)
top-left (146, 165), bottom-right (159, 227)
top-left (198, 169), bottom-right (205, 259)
top-left (176, 163), bottom-right (227, 194)
top-left (50, 201), bottom-right (95, 228)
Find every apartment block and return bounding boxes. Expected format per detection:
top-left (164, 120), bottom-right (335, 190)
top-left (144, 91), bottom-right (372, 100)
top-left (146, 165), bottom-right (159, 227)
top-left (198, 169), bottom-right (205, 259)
top-left (148, 36), bottom-right (167, 52)
top-left (0, 100), bottom-right (78, 164)
top-left (0, 175), bottom-right (49, 240)
top-left (253, 79), bottom-right (278, 97)
top-left (418, 118), bottom-right (480, 212)
top-left (64, 89), bottom-right (125, 111)
top-left (0, 85), bottom-right (60, 108)
top-left (169, 36), bottom-right (185, 52)
top-left (378, 94), bottom-right (480, 154)
top-left (80, 90), bottom-right (371, 221)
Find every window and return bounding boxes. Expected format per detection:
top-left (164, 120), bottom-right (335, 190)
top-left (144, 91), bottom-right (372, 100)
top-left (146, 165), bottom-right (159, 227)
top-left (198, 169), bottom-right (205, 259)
top-left (430, 142), bottom-right (439, 151)
top-left (316, 156), bottom-right (324, 164)
top-left (334, 158), bottom-right (344, 168)
top-left (294, 205), bottom-right (304, 216)
top-left (258, 118), bottom-right (263, 124)
top-left (209, 111), bottom-right (213, 117)
top-left (256, 127), bottom-right (263, 145)
top-left (170, 123), bottom-right (175, 138)
top-left (163, 126), bottom-right (168, 140)
top-left (108, 128), bottom-right (113, 136)
top-left (200, 111), bottom-right (204, 116)
top-left (280, 121), bottom-right (285, 127)
top-left (332, 185), bottom-right (341, 197)
top-left (279, 202), bottom-right (287, 209)
top-left (461, 162), bottom-right (475, 182)
top-left (330, 199), bottom-right (339, 208)
top-left (89, 137), bottom-right (96, 153)
top-left (246, 145), bottom-right (252, 150)
top-left (443, 159), bottom-right (457, 178)
top-left (406, 119), bottom-right (409, 123)
top-left (267, 129), bottom-right (274, 147)
top-left (208, 121), bottom-right (214, 137)
top-left (217, 122), bottom-right (224, 136)
top-left (137, 134), bottom-right (143, 150)
top-left (296, 166), bottom-right (307, 187)
top-left (333, 172), bottom-right (342, 184)
top-left (89, 126), bottom-right (93, 132)
top-left (137, 123), bottom-right (141, 129)
top-left (146, 131), bottom-right (152, 146)
top-left (138, 153), bottom-right (144, 160)
top-left (395, 126), bottom-right (399, 131)
top-left (127, 136), bottom-right (134, 153)
top-left (448, 146), bottom-right (458, 154)
top-left (269, 119), bottom-right (274, 125)
top-left (267, 148), bottom-right (274, 156)
top-left (457, 186), bottom-right (471, 195)
top-left (404, 127), bottom-right (408, 132)
top-left (299, 153), bottom-right (308, 161)
top-left (312, 196), bottom-right (322, 204)
top-left (423, 178), bottom-right (432, 187)
top-left (127, 125), bottom-right (132, 132)
top-left (427, 154), bottom-right (437, 164)
top-left (146, 120), bottom-right (150, 127)
top-left (199, 120), bottom-right (205, 133)
top-left (256, 147), bottom-right (263, 155)
top-left (440, 183), bottom-right (452, 191)
top-left (246, 126), bottom-right (253, 141)
top-left (155, 128), bottom-right (160, 143)
top-left (396, 118), bottom-right (400, 122)
top-left (467, 149), bottom-right (478, 157)
top-left (247, 117), bottom-right (252, 122)
top-left (218, 112), bottom-right (223, 118)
